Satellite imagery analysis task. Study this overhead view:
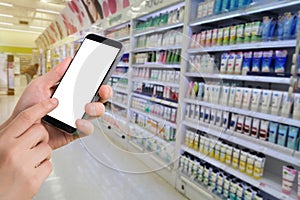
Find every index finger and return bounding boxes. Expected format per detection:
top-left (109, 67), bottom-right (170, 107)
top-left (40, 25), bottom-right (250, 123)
top-left (5, 98), bottom-right (58, 138)
top-left (42, 57), bottom-right (71, 88)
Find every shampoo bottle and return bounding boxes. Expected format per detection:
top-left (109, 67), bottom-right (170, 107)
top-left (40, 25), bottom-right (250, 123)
top-left (287, 126), bottom-right (299, 150)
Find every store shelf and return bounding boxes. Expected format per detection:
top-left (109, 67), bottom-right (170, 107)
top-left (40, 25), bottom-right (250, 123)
top-left (182, 146), bottom-right (297, 200)
top-left (130, 122), bottom-right (174, 146)
top-left (187, 40), bottom-right (296, 53)
top-left (184, 98), bottom-right (300, 128)
top-left (112, 87), bottom-right (128, 94)
top-left (117, 62), bottom-right (130, 67)
top-left (128, 140), bottom-right (144, 151)
top-left (116, 35), bottom-right (130, 41)
top-left (130, 107), bottom-right (177, 128)
top-left (111, 74), bottom-right (128, 79)
top-left (108, 99), bottom-right (128, 110)
top-left (184, 72), bottom-right (292, 84)
top-left (133, 78), bottom-right (180, 88)
top-left (128, 140), bottom-right (173, 171)
top-left (189, 0), bottom-right (300, 27)
top-left (132, 63), bottom-right (181, 69)
top-left (100, 116), bottom-right (128, 138)
top-left (183, 119), bottom-right (300, 167)
top-left (133, 22), bottom-right (184, 37)
top-left (129, 123), bottom-right (175, 171)
top-left (132, 92), bottom-right (178, 108)
top-left (132, 45), bottom-right (182, 53)
top-left (106, 109), bottom-right (127, 119)
top-left (103, 111), bottom-right (128, 129)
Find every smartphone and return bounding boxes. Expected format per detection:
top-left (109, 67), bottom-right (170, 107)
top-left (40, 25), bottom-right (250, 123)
top-left (42, 34), bottom-right (124, 134)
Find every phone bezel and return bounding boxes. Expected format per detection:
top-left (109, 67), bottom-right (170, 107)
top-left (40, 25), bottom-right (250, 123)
top-left (42, 33), bottom-right (124, 134)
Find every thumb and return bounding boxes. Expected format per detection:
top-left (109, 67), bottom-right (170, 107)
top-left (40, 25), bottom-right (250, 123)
top-left (42, 57), bottom-right (72, 87)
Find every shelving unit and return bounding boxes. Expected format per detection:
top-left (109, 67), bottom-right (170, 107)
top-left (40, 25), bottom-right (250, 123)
top-left (182, 146), bottom-right (297, 200)
top-left (182, 119), bottom-right (300, 167)
top-left (100, 20), bottom-right (131, 130)
top-left (189, 0), bottom-right (300, 27)
top-left (127, 123), bottom-right (175, 172)
top-left (176, 0), bottom-right (300, 199)
top-left (122, 1), bottom-right (186, 186)
top-left (105, 110), bottom-right (127, 125)
top-left (108, 99), bottom-right (128, 110)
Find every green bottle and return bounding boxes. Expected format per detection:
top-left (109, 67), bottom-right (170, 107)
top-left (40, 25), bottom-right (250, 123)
top-left (151, 51), bottom-right (156, 63)
top-left (193, 81), bottom-right (198, 98)
top-left (165, 12), bottom-right (169, 25)
top-left (170, 50), bottom-right (175, 64)
top-left (167, 51), bottom-right (172, 64)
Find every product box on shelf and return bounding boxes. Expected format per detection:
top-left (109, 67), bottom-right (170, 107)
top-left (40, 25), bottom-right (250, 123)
top-left (136, 6), bottom-right (185, 32)
top-left (135, 28), bottom-right (183, 49)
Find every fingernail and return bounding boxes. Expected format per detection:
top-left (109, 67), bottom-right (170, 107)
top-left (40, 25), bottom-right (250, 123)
top-left (91, 105), bottom-right (97, 116)
top-left (50, 98), bottom-right (58, 106)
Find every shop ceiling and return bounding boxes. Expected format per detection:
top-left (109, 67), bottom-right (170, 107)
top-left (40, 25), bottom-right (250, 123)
top-left (0, 0), bottom-right (67, 47)
top-left (0, 0), bottom-right (67, 32)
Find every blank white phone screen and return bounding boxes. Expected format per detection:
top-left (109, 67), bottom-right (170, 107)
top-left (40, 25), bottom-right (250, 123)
top-left (48, 38), bottom-right (119, 128)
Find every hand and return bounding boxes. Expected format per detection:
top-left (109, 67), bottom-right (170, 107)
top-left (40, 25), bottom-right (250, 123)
top-left (0, 99), bottom-right (57, 200)
top-left (9, 57), bottom-right (113, 149)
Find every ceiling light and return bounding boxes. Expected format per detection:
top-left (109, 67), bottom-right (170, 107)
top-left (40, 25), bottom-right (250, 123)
top-left (0, 27), bottom-right (41, 34)
top-left (0, 13), bottom-right (13, 18)
top-left (29, 26), bottom-right (45, 30)
top-left (0, 2), bottom-right (13, 7)
top-left (36, 8), bottom-right (60, 15)
top-left (0, 22), bottom-right (13, 26)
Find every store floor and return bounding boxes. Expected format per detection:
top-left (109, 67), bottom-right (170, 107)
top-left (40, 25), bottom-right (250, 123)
top-left (0, 75), bottom-right (187, 200)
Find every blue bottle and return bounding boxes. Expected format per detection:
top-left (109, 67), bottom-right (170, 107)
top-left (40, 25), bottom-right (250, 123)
top-left (221, 0), bottom-right (230, 12)
top-left (283, 12), bottom-right (295, 40)
top-left (277, 16), bottom-right (284, 40)
top-left (214, 0), bottom-right (222, 14)
top-left (294, 11), bottom-right (300, 38)
top-left (230, 0), bottom-right (237, 10)
top-left (238, 0), bottom-right (251, 8)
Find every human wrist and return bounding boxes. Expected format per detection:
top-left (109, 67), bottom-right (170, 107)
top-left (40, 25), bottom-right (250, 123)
top-left (0, 115), bottom-right (14, 130)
